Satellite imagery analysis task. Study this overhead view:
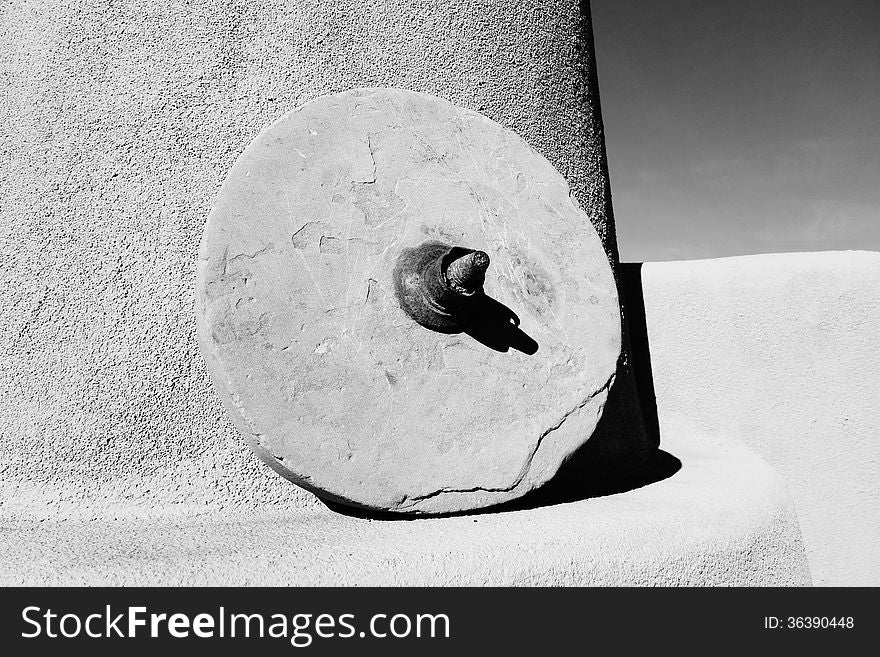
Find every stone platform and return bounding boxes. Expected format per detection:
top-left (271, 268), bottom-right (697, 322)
top-left (0, 437), bottom-right (809, 586)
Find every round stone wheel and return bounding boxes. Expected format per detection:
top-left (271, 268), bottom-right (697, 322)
top-left (196, 88), bottom-right (621, 514)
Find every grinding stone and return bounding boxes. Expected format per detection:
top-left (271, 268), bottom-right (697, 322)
top-left (196, 88), bottom-right (621, 514)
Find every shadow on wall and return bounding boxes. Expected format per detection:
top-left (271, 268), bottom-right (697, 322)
top-left (326, 262), bottom-right (681, 520)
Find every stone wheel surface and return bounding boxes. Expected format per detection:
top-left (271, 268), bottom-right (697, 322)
top-left (196, 88), bottom-right (621, 513)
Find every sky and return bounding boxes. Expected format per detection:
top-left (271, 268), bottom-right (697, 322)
top-left (591, 0), bottom-right (880, 262)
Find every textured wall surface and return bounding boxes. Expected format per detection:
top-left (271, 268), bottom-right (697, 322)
top-left (642, 251), bottom-right (880, 586)
top-left (0, 0), bottom-right (650, 520)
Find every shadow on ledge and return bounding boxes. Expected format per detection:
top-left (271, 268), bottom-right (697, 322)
top-left (324, 261), bottom-right (681, 520)
top-left (323, 450), bottom-right (681, 520)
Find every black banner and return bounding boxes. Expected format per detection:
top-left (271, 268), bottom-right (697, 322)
top-left (0, 587), bottom-right (873, 654)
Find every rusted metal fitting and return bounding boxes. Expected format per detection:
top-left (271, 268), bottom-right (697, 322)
top-left (393, 241), bottom-right (490, 332)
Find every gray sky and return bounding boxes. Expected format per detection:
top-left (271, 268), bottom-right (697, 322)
top-left (591, 0), bottom-right (880, 262)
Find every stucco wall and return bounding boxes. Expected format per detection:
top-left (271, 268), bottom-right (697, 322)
top-left (1, 1), bottom-right (653, 519)
top-left (641, 251), bottom-right (880, 586)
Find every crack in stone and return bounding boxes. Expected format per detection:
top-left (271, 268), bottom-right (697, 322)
top-left (351, 133), bottom-right (377, 184)
top-left (229, 243), bottom-right (274, 261)
top-left (364, 133), bottom-right (377, 183)
top-left (394, 369), bottom-right (617, 510)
